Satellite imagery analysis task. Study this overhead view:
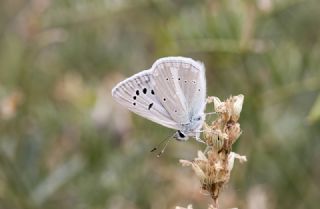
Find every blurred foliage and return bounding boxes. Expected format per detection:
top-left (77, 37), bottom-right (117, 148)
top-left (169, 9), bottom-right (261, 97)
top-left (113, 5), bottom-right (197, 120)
top-left (0, 0), bottom-right (320, 208)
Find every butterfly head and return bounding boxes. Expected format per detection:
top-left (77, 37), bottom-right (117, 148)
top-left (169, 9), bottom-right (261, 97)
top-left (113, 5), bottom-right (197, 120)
top-left (174, 114), bottom-right (205, 141)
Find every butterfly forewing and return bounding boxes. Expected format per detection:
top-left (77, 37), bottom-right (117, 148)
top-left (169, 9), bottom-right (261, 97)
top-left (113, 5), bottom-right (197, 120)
top-left (112, 70), bottom-right (178, 130)
top-left (178, 59), bottom-right (206, 116)
top-left (152, 57), bottom-right (206, 125)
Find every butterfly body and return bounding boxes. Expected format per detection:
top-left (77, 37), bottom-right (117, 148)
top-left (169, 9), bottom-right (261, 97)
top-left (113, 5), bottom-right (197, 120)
top-left (111, 57), bottom-right (206, 142)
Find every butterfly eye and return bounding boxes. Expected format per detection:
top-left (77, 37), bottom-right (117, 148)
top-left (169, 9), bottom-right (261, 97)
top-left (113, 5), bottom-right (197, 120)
top-left (177, 130), bottom-right (186, 138)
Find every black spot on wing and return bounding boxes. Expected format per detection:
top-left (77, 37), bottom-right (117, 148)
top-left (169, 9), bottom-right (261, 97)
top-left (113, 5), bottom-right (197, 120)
top-left (143, 88), bottom-right (147, 94)
top-left (148, 103), bottom-right (153, 110)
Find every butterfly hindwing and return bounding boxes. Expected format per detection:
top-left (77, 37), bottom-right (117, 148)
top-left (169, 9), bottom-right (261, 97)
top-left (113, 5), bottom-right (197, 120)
top-left (111, 70), bottom-right (179, 130)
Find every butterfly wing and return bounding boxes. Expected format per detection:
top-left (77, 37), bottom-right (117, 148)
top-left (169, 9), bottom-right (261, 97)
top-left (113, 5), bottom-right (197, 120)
top-left (151, 57), bottom-right (206, 126)
top-left (175, 57), bottom-right (206, 117)
top-left (111, 70), bottom-right (179, 130)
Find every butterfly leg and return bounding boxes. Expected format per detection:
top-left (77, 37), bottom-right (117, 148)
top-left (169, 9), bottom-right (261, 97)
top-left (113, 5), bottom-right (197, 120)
top-left (205, 112), bottom-right (217, 116)
top-left (195, 129), bottom-right (214, 133)
top-left (194, 132), bottom-right (206, 144)
top-left (195, 137), bottom-right (206, 144)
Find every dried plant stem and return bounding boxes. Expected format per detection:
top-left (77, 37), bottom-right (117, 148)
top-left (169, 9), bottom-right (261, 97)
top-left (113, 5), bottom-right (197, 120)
top-left (213, 199), bottom-right (218, 208)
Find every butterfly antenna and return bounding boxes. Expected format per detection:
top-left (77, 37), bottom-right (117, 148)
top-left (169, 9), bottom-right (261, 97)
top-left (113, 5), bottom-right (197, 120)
top-left (150, 147), bottom-right (157, 152)
top-left (156, 137), bottom-right (172, 157)
top-left (150, 137), bottom-right (169, 152)
top-left (150, 132), bottom-right (175, 157)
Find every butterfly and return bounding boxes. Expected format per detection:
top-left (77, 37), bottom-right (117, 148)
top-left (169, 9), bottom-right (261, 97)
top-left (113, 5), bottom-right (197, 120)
top-left (111, 57), bottom-right (206, 142)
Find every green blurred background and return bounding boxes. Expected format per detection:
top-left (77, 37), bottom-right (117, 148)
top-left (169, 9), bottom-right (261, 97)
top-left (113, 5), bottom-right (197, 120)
top-left (1, 0), bottom-right (320, 208)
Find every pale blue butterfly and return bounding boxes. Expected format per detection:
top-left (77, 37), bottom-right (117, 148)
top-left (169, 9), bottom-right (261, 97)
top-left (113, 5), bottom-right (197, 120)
top-left (111, 57), bottom-right (206, 143)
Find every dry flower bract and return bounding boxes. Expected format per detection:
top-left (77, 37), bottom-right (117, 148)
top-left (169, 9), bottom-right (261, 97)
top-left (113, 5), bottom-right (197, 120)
top-left (179, 95), bottom-right (246, 207)
top-left (175, 204), bottom-right (239, 209)
top-left (175, 204), bottom-right (193, 209)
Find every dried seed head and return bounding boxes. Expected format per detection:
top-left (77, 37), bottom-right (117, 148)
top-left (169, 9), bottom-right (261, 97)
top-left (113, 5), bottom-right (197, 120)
top-left (180, 151), bottom-right (247, 202)
top-left (180, 95), bottom-right (246, 204)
